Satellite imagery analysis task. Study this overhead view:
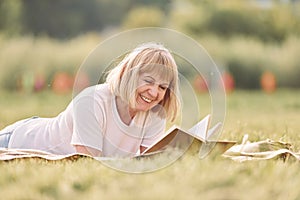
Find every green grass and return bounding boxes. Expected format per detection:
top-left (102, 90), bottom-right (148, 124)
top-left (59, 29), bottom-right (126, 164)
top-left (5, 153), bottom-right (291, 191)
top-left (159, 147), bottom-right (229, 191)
top-left (1, 89), bottom-right (300, 200)
top-left (0, 90), bottom-right (72, 128)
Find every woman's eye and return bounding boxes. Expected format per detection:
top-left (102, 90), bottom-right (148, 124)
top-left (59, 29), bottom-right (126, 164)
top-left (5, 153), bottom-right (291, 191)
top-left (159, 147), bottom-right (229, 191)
top-left (160, 86), bottom-right (168, 90)
top-left (144, 79), bottom-right (154, 84)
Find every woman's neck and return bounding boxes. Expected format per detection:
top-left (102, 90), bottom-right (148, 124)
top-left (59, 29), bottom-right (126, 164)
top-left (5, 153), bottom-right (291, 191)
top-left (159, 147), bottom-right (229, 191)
top-left (115, 96), bottom-right (136, 125)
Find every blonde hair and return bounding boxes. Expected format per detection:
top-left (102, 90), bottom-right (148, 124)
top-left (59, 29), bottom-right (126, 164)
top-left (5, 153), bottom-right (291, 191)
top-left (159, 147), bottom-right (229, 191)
top-left (106, 42), bottom-right (181, 122)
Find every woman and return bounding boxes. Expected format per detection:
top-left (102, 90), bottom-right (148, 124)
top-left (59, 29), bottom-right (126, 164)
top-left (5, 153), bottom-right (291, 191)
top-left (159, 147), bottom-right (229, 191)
top-left (0, 42), bottom-right (181, 157)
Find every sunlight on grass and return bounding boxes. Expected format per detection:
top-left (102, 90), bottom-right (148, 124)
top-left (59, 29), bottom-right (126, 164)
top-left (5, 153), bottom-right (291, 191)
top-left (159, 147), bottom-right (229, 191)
top-left (0, 89), bottom-right (300, 199)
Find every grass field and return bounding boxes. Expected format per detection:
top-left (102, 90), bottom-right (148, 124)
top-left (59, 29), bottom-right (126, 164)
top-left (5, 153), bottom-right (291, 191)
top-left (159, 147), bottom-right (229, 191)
top-left (1, 89), bottom-right (300, 200)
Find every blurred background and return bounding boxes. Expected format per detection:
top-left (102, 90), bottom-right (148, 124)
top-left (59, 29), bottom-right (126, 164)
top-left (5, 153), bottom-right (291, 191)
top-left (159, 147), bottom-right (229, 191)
top-left (0, 0), bottom-right (300, 94)
top-left (1, 3), bottom-right (300, 198)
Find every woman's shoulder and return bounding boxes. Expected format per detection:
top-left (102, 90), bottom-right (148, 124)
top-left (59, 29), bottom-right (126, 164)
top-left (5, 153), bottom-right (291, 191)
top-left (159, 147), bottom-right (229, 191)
top-left (94, 83), bottom-right (110, 93)
top-left (73, 83), bottom-right (113, 102)
top-left (76, 83), bottom-right (111, 96)
top-left (94, 83), bottom-right (113, 99)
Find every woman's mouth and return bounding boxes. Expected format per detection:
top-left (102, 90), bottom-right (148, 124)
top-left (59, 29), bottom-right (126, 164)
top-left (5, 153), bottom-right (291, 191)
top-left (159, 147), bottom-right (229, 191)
top-left (140, 95), bottom-right (153, 103)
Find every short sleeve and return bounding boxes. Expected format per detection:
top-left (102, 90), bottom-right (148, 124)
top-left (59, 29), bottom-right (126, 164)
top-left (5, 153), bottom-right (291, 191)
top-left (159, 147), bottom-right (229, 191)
top-left (140, 115), bottom-right (166, 148)
top-left (71, 88), bottom-right (105, 151)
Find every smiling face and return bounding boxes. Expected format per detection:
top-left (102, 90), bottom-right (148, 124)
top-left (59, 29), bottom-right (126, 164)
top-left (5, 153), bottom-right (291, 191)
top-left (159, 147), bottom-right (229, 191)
top-left (132, 73), bottom-right (169, 114)
top-left (107, 43), bottom-right (180, 121)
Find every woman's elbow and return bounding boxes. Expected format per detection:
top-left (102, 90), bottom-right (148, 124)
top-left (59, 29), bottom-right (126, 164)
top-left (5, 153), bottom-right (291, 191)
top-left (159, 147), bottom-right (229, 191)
top-left (74, 145), bottom-right (102, 157)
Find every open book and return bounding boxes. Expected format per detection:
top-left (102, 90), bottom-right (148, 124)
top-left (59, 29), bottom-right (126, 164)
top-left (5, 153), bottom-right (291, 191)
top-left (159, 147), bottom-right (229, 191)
top-left (140, 114), bottom-right (236, 156)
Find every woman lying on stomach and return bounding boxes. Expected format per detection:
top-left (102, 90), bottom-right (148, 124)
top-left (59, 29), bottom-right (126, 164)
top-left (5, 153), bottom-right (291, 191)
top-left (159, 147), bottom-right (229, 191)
top-left (0, 42), bottom-right (181, 157)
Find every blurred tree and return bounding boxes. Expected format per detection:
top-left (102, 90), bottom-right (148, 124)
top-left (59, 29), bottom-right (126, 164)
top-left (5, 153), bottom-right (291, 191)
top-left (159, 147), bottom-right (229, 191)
top-left (266, 3), bottom-right (300, 40)
top-left (182, 0), bottom-right (300, 43)
top-left (0, 0), bottom-right (172, 39)
top-left (168, 0), bottom-right (209, 35)
top-left (131, 0), bottom-right (172, 13)
top-left (205, 10), bottom-right (264, 38)
top-left (122, 6), bottom-right (165, 28)
top-left (0, 0), bottom-right (23, 36)
top-left (20, 0), bottom-right (133, 38)
top-left (227, 58), bottom-right (263, 89)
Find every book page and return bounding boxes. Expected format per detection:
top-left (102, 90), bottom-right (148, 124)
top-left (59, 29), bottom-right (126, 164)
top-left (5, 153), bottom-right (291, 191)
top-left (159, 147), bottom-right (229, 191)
top-left (141, 126), bottom-right (180, 155)
top-left (206, 122), bottom-right (222, 141)
top-left (188, 114), bottom-right (211, 141)
top-left (141, 115), bottom-right (212, 155)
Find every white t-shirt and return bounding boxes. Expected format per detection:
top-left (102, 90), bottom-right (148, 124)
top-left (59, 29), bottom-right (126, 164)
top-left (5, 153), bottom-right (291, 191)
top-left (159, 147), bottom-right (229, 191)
top-left (8, 84), bottom-right (166, 157)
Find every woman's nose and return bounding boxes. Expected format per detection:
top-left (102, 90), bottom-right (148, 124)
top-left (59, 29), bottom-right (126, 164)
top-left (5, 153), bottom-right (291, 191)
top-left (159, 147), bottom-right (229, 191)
top-left (148, 85), bottom-right (159, 97)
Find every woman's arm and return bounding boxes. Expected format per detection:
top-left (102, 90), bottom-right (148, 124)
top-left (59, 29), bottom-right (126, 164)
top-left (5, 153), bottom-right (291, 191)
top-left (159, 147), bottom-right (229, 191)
top-left (74, 145), bottom-right (102, 157)
top-left (71, 88), bottom-right (105, 157)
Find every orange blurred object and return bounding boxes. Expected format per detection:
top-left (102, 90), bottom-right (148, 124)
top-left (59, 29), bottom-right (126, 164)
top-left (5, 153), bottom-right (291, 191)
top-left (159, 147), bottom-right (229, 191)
top-left (261, 71), bottom-right (276, 93)
top-left (52, 72), bottom-right (73, 94)
top-left (193, 75), bottom-right (208, 93)
top-left (222, 72), bottom-right (235, 93)
top-left (74, 72), bottom-right (90, 93)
